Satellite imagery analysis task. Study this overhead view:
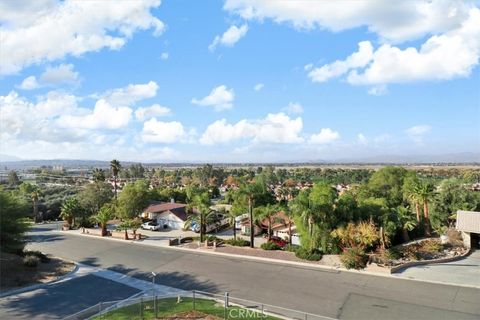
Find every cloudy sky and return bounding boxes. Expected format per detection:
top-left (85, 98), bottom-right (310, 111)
top-left (0, 0), bottom-right (479, 162)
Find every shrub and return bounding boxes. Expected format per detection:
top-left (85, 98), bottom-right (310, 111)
top-left (340, 248), bottom-right (368, 269)
top-left (224, 238), bottom-right (250, 247)
top-left (385, 247), bottom-right (402, 261)
top-left (295, 247), bottom-right (322, 261)
top-left (23, 255), bottom-right (40, 268)
top-left (24, 250), bottom-right (50, 263)
top-left (283, 244), bottom-right (300, 252)
top-left (401, 244), bottom-right (421, 261)
top-left (420, 239), bottom-right (443, 253)
top-left (261, 241), bottom-right (282, 250)
top-left (446, 228), bottom-right (463, 247)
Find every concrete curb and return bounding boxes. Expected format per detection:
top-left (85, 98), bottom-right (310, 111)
top-left (59, 230), bottom-right (480, 289)
top-left (0, 257), bottom-right (79, 299)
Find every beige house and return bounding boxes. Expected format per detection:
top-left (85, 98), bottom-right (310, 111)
top-left (456, 210), bottom-right (480, 248)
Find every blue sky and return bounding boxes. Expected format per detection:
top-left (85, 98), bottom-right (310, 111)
top-left (0, 0), bottom-right (479, 162)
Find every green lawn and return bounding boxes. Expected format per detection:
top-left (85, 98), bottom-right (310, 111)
top-left (93, 297), bottom-right (280, 320)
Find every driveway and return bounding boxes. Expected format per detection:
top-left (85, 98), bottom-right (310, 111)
top-left (394, 250), bottom-right (480, 287)
top-left (0, 274), bottom-right (140, 319)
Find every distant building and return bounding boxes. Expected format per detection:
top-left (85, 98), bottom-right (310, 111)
top-left (456, 210), bottom-right (480, 249)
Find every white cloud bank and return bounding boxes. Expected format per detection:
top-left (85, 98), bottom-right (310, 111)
top-left (0, 0), bottom-right (164, 75)
top-left (191, 85), bottom-right (235, 111)
top-left (18, 63), bottom-right (80, 90)
top-left (200, 112), bottom-right (303, 145)
top-left (309, 128), bottom-right (340, 144)
top-left (209, 24), bottom-right (248, 51)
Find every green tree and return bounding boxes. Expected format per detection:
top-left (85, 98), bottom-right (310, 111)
top-left (367, 166), bottom-right (408, 208)
top-left (92, 203), bottom-right (115, 236)
top-left (403, 172), bottom-right (422, 223)
top-left (8, 170), bottom-right (20, 186)
top-left (19, 182), bottom-right (41, 222)
top-left (92, 168), bottom-right (106, 183)
top-left (255, 204), bottom-right (281, 241)
top-left (116, 180), bottom-right (151, 220)
top-left (394, 206), bottom-right (417, 242)
top-left (77, 182), bottom-right (114, 216)
top-left (110, 159), bottom-right (122, 200)
top-left (417, 181), bottom-right (435, 236)
top-left (59, 198), bottom-right (81, 229)
top-left (185, 192), bottom-right (212, 242)
top-left (0, 188), bottom-right (29, 254)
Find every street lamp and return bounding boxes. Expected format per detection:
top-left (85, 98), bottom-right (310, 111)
top-left (151, 272), bottom-right (157, 317)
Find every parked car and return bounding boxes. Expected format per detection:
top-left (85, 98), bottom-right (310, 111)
top-left (269, 236), bottom-right (288, 248)
top-left (141, 221), bottom-right (161, 231)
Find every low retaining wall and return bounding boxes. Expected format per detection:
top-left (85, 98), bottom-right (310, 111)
top-left (390, 247), bottom-right (472, 273)
top-left (82, 228), bottom-right (108, 236)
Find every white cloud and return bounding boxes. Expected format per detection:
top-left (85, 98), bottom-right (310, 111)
top-left (309, 128), bottom-right (340, 144)
top-left (308, 8), bottom-right (480, 87)
top-left (191, 85), bottom-right (235, 111)
top-left (0, 0), bottom-right (164, 75)
top-left (406, 125), bottom-right (432, 144)
top-left (141, 118), bottom-right (191, 143)
top-left (283, 102), bottom-right (303, 115)
top-left (209, 24), bottom-right (248, 51)
top-left (254, 83), bottom-right (264, 91)
top-left (160, 52), bottom-right (169, 60)
top-left (58, 99), bottom-right (132, 130)
top-left (224, 0), bottom-right (474, 43)
top-left (18, 76), bottom-right (40, 90)
top-left (40, 63), bottom-right (79, 85)
top-left (308, 41), bottom-right (374, 82)
top-left (100, 81), bottom-right (159, 106)
top-left (200, 112), bottom-right (303, 145)
top-left (135, 104), bottom-right (171, 121)
top-left (373, 134), bottom-right (391, 144)
top-left (368, 85), bottom-right (388, 96)
top-left (357, 133), bottom-right (368, 145)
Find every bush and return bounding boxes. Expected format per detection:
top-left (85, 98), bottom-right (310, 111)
top-left (23, 255), bottom-right (40, 267)
top-left (385, 247), bottom-right (402, 260)
top-left (23, 250), bottom-right (50, 263)
top-left (446, 228), bottom-right (463, 247)
top-left (295, 247), bottom-right (322, 261)
top-left (400, 244), bottom-right (420, 261)
top-left (283, 244), bottom-right (300, 252)
top-left (261, 241), bottom-right (282, 250)
top-left (224, 238), bottom-right (250, 247)
top-left (420, 239), bottom-right (443, 253)
top-left (340, 248), bottom-right (368, 269)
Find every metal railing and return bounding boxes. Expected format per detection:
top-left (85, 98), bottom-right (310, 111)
top-left (64, 290), bottom-right (337, 320)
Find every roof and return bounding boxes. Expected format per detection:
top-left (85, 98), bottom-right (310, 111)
top-left (456, 210), bottom-right (480, 233)
top-left (260, 211), bottom-right (293, 230)
top-left (144, 202), bottom-right (190, 221)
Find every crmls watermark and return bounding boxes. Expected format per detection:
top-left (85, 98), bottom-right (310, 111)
top-left (229, 309), bottom-right (267, 319)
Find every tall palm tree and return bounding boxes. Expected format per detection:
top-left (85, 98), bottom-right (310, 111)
top-left (225, 207), bottom-right (240, 240)
top-left (406, 184), bottom-right (422, 223)
top-left (289, 190), bottom-right (315, 239)
top-left (186, 192), bottom-right (212, 242)
top-left (110, 159), bottom-right (121, 200)
top-left (92, 168), bottom-right (106, 183)
top-left (283, 206), bottom-right (295, 245)
top-left (417, 182), bottom-right (435, 237)
top-left (60, 198), bottom-right (80, 229)
top-left (256, 204), bottom-right (281, 241)
top-left (236, 179), bottom-right (266, 248)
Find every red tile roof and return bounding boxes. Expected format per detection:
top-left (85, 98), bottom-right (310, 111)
top-left (145, 202), bottom-right (187, 213)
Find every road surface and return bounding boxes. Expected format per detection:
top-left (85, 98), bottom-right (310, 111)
top-left (25, 223), bottom-right (480, 320)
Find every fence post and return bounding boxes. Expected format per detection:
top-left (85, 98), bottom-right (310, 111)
top-left (155, 294), bottom-right (158, 319)
top-left (224, 292), bottom-right (229, 319)
top-left (193, 290), bottom-right (196, 310)
top-left (261, 304), bottom-right (264, 317)
top-left (140, 297), bottom-right (144, 320)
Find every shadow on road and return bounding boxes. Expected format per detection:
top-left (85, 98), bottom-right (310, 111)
top-left (27, 234), bottom-right (65, 243)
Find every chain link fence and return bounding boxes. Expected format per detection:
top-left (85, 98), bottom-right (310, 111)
top-left (64, 290), bottom-right (336, 320)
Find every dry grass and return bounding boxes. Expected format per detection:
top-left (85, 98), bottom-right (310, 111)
top-left (0, 251), bottom-right (75, 292)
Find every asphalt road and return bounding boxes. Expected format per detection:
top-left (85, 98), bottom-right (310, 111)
top-left (0, 274), bottom-right (139, 319)
top-left (26, 223), bottom-right (480, 320)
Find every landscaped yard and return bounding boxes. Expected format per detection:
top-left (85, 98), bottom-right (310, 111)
top-left (93, 297), bottom-right (280, 320)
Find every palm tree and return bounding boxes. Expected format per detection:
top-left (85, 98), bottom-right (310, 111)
top-left (417, 182), bottom-right (435, 237)
top-left (92, 204), bottom-right (115, 236)
top-left (283, 206), bottom-right (295, 245)
top-left (225, 208), bottom-right (240, 240)
top-left (185, 192), bottom-right (212, 242)
top-left (405, 184), bottom-right (422, 223)
top-left (236, 179), bottom-right (266, 248)
top-left (110, 159), bottom-right (121, 200)
top-left (92, 168), bottom-right (106, 183)
top-left (394, 206), bottom-right (417, 242)
top-left (20, 183), bottom-right (41, 222)
top-left (60, 198), bottom-right (80, 229)
top-left (256, 204), bottom-right (281, 241)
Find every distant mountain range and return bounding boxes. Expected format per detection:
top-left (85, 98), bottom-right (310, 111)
top-left (0, 152), bottom-right (478, 169)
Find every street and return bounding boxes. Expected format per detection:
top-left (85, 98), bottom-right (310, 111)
top-left (19, 223), bottom-right (480, 319)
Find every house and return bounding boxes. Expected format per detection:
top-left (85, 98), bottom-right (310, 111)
top-left (260, 211), bottom-right (300, 245)
top-left (141, 201), bottom-right (190, 230)
top-left (456, 210), bottom-right (480, 249)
